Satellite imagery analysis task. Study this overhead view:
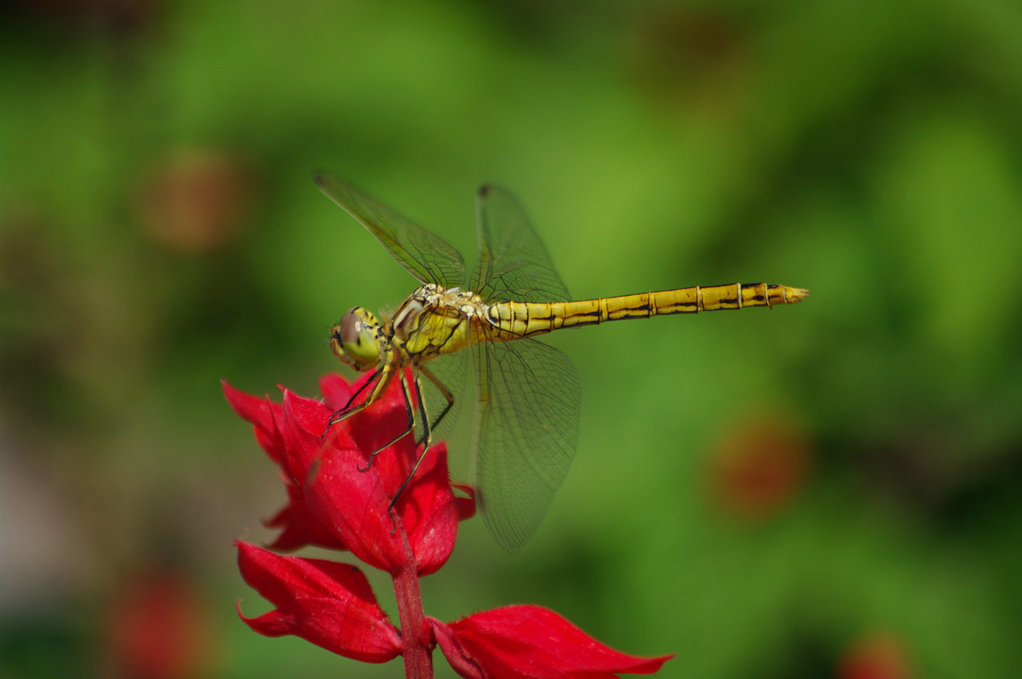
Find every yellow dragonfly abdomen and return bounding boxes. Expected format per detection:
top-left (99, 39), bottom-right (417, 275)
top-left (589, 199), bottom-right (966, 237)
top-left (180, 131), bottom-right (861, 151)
top-left (484, 283), bottom-right (809, 340)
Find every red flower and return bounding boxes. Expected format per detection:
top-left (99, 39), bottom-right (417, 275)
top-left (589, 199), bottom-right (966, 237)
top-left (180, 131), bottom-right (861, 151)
top-left (236, 542), bottom-right (401, 663)
top-left (430, 606), bottom-right (670, 679)
top-left (224, 372), bottom-right (462, 574)
top-left (226, 374), bottom-right (671, 678)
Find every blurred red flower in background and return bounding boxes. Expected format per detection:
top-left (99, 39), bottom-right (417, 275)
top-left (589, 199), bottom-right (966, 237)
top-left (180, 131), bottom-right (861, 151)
top-left (838, 632), bottom-right (914, 679)
top-left (105, 570), bottom-right (211, 679)
top-left (708, 413), bottom-right (811, 522)
top-left (225, 373), bottom-right (671, 678)
top-left (136, 150), bottom-right (254, 255)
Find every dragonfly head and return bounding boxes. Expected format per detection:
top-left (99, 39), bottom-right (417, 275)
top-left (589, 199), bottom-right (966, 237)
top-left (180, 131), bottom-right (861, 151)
top-left (330, 307), bottom-right (382, 371)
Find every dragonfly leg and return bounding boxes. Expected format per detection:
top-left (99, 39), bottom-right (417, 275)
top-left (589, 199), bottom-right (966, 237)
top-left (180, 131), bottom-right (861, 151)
top-left (321, 370), bottom-right (381, 439)
top-left (340, 373), bottom-right (378, 411)
top-left (358, 372), bottom-right (417, 472)
top-left (415, 364), bottom-right (456, 446)
top-left (387, 376), bottom-right (436, 516)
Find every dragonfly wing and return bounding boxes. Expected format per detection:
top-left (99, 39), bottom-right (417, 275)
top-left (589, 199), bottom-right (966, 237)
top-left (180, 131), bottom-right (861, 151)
top-left (416, 350), bottom-right (469, 444)
top-left (470, 184), bottom-right (569, 303)
top-left (315, 174), bottom-right (466, 287)
top-left (471, 335), bottom-right (581, 551)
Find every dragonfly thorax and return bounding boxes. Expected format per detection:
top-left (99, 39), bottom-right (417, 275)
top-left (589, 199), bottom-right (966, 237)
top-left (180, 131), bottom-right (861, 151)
top-left (390, 284), bottom-right (486, 363)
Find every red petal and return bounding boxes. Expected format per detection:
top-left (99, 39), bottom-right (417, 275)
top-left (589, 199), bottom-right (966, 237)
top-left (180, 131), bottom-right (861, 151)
top-left (263, 501), bottom-right (346, 552)
top-left (226, 381), bottom-right (347, 550)
top-left (271, 390), bottom-right (386, 558)
top-left (429, 618), bottom-right (483, 679)
top-left (222, 381), bottom-right (286, 464)
top-left (222, 380), bottom-right (275, 430)
top-left (236, 542), bottom-right (400, 663)
top-left (300, 432), bottom-right (408, 572)
top-left (434, 606), bottom-right (672, 678)
top-left (397, 443), bottom-right (458, 575)
top-left (318, 373), bottom-right (357, 412)
top-left (298, 378), bottom-right (459, 573)
top-left (452, 483), bottom-right (477, 521)
top-left (303, 437), bottom-right (461, 574)
top-left (279, 389), bottom-right (341, 478)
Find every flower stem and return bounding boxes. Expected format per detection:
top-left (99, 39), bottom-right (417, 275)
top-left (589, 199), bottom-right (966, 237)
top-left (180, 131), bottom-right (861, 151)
top-left (393, 523), bottom-right (431, 679)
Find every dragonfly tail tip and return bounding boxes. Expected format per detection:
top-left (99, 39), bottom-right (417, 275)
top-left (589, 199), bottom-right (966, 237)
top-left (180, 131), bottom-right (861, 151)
top-left (785, 286), bottom-right (810, 303)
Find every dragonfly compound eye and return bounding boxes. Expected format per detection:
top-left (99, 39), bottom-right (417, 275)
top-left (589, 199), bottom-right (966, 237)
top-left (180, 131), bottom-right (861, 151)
top-left (331, 307), bottom-right (381, 370)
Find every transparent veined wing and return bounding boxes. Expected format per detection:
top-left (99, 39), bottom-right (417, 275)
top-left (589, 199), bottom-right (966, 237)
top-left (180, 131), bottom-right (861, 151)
top-left (416, 349), bottom-right (469, 444)
top-left (469, 185), bottom-right (581, 550)
top-left (470, 184), bottom-right (569, 303)
top-left (315, 173), bottom-right (466, 287)
top-left (471, 334), bottom-right (581, 551)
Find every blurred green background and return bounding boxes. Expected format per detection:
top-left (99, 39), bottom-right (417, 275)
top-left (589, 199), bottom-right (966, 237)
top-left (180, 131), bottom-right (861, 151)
top-left (2, 1), bottom-right (1021, 677)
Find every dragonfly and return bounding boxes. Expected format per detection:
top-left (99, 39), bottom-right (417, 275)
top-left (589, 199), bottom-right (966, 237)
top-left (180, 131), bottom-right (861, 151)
top-left (315, 174), bottom-right (808, 551)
